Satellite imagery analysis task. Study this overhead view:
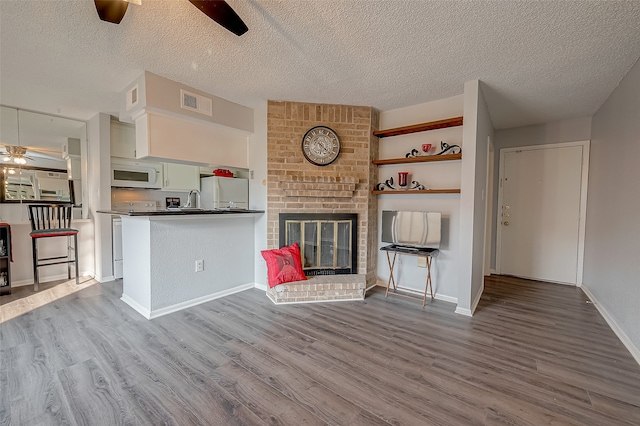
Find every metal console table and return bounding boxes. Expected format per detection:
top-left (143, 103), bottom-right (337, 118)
top-left (381, 244), bottom-right (439, 307)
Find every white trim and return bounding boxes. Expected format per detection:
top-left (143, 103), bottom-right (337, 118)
top-left (254, 282), bottom-right (267, 291)
top-left (581, 285), bottom-right (640, 366)
top-left (121, 283), bottom-right (255, 320)
top-left (489, 268), bottom-right (497, 275)
top-left (120, 294), bottom-right (152, 319)
top-left (374, 281), bottom-right (458, 304)
top-left (455, 307), bottom-right (472, 316)
top-left (470, 282), bottom-right (484, 315)
top-left (495, 140), bottom-right (590, 285)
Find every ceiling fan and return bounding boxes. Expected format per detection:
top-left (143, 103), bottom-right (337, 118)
top-left (94, 0), bottom-right (248, 36)
top-left (1, 145), bottom-right (64, 165)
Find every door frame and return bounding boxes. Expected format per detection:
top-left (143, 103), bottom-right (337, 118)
top-left (495, 140), bottom-right (590, 286)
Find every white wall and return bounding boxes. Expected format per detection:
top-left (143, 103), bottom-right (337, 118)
top-left (457, 80), bottom-right (494, 315)
top-left (248, 101), bottom-right (268, 289)
top-left (583, 58), bottom-right (640, 361)
top-left (376, 95), bottom-right (464, 303)
top-left (87, 113), bottom-right (113, 282)
top-left (490, 116), bottom-right (592, 269)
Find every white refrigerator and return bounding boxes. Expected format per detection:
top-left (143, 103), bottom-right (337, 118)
top-left (200, 176), bottom-right (249, 209)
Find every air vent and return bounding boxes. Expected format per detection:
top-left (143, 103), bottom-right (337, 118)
top-left (126, 85), bottom-right (138, 111)
top-left (180, 89), bottom-right (213, 117)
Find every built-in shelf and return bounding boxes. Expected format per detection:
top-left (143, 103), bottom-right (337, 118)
top-left (372, 153), bottom-right (461, 166)
top-left (373, 116), bottom-right (463, 138)
top-left (372, 189), bottom-right (461, 195)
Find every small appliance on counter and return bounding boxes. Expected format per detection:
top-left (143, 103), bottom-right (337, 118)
top-left (200, 176), bottom-right (248, 210)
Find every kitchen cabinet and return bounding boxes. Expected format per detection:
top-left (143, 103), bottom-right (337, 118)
top-left (162, 162), bottom-right (200, 192)
top-left (372, 116), bottom-right (463, 195)
top-left (135, 111), bottom-right (249, 168)
top-left (111, 119), bottom-right (136, 159)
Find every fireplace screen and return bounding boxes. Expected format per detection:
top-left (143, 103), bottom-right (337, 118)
top-left (279, 213), bottom-right (357, 276)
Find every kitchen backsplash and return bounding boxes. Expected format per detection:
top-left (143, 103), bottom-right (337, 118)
top-left (111, 188), bottom-right (189, 209)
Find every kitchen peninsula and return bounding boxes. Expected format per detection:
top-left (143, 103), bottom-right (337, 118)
top-left (99, 209), bottom-right (264, 319)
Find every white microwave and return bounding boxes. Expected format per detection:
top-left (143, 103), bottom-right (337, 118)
top-left (111, 159), bottom-right (163, 189)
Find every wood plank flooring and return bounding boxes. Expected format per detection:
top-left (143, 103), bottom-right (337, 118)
top-left (1, 275), bottom-right (639, 425)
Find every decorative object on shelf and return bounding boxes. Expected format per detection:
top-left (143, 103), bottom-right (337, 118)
top-left (302, 126), bottom-right (341, 166)
top-left (436, 141), bottom-right (461, 155)
top-left (375, 176), bottom-right (396, 191)
top-left (405, 148), bottom-right (421, 158)
top-left (375, 176), bottom-right (425, 191)
top-left (405, 143), bottom-right (436, 158)
top-left (398, 171), bottom-right (409, 187)
top-left (409, 180), bottom-right (426, 190)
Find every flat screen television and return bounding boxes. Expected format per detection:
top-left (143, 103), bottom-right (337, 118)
top-left (381, 210), bottom-right (441, 248)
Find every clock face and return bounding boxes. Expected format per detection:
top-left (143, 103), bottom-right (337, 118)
top-left (302, 126), bottom-right (341, 166)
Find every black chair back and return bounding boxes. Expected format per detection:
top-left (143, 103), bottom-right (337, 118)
top-left (27, 204), bottom-right (74, 231)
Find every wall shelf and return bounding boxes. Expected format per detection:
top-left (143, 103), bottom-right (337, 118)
top-left (372, 153), bottom-right (461, 166)
top-left (373, 116), bottom-right (463, 138)
top-left (372, 189), bottom-right (461, 195)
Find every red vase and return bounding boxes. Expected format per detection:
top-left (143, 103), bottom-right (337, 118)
top-left (398, 171), bottom-right (409, 187)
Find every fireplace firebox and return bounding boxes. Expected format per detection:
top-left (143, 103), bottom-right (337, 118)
top-left (279, 213), bottom-right (357, 276)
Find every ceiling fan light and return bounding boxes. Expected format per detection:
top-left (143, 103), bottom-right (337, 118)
top-left (2, 156), bottom-right (10, 162)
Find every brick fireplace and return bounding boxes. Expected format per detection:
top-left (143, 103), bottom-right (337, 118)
top-left (266, 100), bottom-right (379, 302)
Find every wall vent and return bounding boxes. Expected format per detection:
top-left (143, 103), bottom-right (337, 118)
top-left (180, 89), bottom-right (213, 117)
top-left (126, 85), bottom-right (138, 111)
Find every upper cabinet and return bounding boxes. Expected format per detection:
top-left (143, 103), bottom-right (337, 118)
top-left (162, 162), bottom-right (200, 192)
top-left (136, 111), bottom-right (249, 168)
top-left (110, 119), bottom-right (136, 159)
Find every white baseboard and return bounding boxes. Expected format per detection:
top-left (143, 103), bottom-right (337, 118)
top-left (455, 283), bottom-right (485, 317)
top-left (374, 280), bottom-right (458, 304)
top-left (454, 307), bottom-right (472, 316)
top-left (121, 282), bottom-right (256, 320)
top-left (120, 294), bottom-right (152, 319)
top-left (470, 282), bottom-right (485, 315)
top-left (580, 285), bottom-right (640, 366)
top-left (254, 282), bottom-right (267, 292)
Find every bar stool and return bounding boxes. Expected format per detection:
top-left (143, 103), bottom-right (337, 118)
top-left (27, 204), bottom-right (79, 291)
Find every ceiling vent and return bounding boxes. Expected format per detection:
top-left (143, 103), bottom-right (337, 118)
top-left (180, 89), bottom-right (213, 117)
top-left (126, 85), bottom-right (138, 111)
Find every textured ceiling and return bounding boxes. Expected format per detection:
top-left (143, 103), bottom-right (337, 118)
top-left (1, 0), bottom-right (639, 129)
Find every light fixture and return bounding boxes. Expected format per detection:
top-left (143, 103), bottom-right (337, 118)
top-left (2, 145), bottom-right (28, 165)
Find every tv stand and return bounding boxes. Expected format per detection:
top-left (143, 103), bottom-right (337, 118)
top-left (380, 245), bottom-right (439, 307)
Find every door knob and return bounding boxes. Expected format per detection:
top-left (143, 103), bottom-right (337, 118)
top-left (503, 221), bottom-right (509, 226)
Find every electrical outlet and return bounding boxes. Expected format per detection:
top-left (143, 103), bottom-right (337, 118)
top-left (195, 259), bottom-right (204, 272)
top-left (417, 256), bottom-right (427, 268)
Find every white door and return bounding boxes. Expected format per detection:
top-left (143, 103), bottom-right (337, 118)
top-left (497, 142), bottom-right (588, 285)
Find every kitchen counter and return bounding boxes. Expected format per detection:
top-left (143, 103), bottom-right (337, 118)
top-left (110, 211), bottom-right (259, 319)
top-left (98, 209), bottom-right (264, 216)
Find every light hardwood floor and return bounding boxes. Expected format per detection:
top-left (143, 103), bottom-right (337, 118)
top-left (1, 275), bottom-right (639, 425)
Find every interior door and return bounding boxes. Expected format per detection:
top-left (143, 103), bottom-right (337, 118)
top-left (498, 144), bottom-right (585, 284)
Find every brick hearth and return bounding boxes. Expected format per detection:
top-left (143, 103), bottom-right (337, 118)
top-left (266, 100), bottom-right (379, 303)
top-left (266, 275), bottom-right (366, 304)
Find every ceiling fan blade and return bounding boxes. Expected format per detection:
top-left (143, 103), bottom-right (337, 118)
top-left (94, 0), bottom-right (129, 24)
top-left (188, 0), bottom-right (248, 36)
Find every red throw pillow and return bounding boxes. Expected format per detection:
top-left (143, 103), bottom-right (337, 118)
top-left (261, 243), bottom-right (307, 288)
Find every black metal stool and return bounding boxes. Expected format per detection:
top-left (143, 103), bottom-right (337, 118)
top-left (27, 204), bottom-right (79, 291)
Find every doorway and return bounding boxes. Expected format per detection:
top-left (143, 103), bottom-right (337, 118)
top-left (496, 141), bottom-right (589, 285)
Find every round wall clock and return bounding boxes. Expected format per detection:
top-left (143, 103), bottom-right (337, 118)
top-left (301, 126), bottom-right (341, 166)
